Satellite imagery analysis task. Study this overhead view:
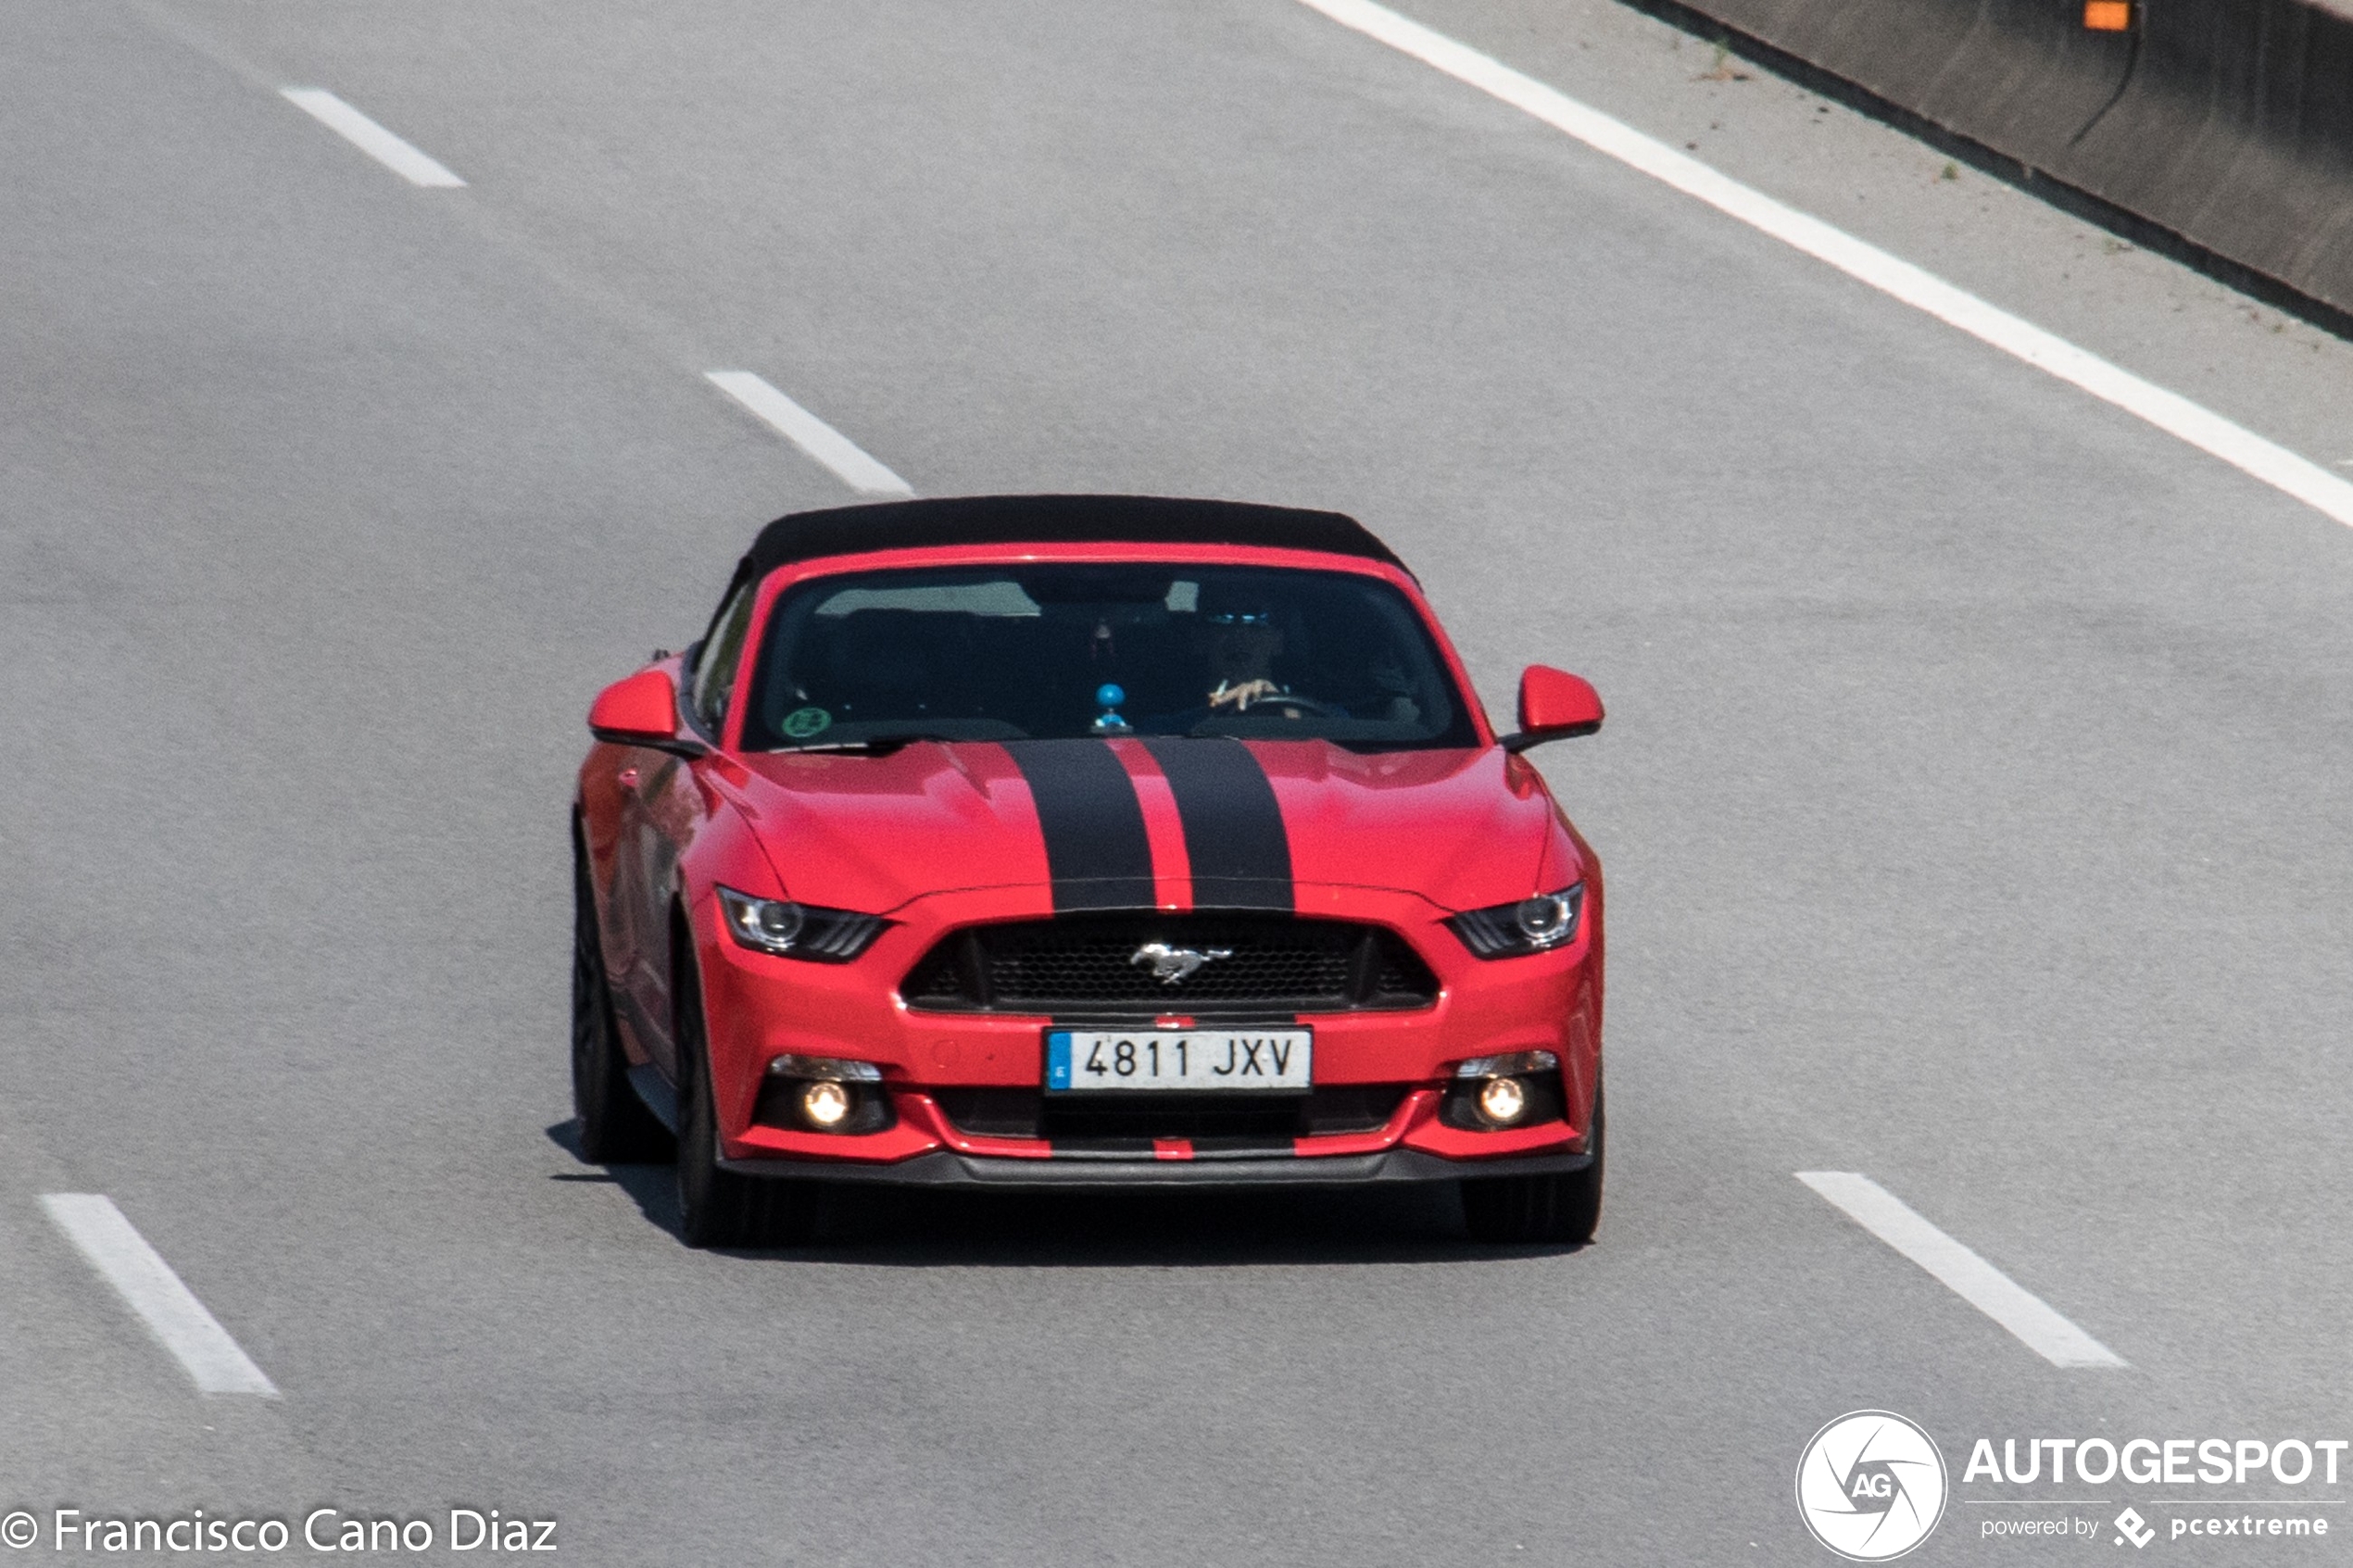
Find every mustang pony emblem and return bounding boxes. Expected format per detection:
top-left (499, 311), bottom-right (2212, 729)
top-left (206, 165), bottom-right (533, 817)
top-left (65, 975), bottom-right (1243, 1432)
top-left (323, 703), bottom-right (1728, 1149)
top-left (1129, 942), bottom-right (1234, 985)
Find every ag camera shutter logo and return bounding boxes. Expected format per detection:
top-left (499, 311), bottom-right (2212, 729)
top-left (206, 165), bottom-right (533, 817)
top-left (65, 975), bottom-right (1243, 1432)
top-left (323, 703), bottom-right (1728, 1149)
top-left (1796, 1411), bottom-right (1949, 1561)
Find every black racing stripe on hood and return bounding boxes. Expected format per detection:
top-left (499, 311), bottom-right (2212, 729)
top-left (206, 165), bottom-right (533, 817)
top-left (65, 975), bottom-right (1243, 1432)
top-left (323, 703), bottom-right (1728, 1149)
top-left (1004, 740), bottom-right (1155, 911)
top-left (1139, 738), bottom-right (1293, 912)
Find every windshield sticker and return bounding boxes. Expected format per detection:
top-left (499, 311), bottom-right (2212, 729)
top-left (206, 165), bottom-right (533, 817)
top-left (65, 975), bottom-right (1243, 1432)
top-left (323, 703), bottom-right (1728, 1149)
top-left (781, 706), bottom-right (833, 739)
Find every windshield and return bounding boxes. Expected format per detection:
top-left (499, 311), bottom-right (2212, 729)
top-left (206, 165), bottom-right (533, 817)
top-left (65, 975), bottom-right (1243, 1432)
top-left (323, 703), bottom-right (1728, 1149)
top-left (740, 563), bottom-right (1478, 751)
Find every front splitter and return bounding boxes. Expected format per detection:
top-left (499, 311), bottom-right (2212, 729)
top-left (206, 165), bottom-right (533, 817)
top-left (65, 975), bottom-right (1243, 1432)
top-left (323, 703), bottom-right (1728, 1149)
top-left (720, 1144), bottom-right (1592, 1190)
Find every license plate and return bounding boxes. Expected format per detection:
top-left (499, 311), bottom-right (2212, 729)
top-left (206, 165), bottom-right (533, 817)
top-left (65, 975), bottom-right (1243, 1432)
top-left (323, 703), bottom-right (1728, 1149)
top-left (1045, 1029), bottom-right (1313, 1092)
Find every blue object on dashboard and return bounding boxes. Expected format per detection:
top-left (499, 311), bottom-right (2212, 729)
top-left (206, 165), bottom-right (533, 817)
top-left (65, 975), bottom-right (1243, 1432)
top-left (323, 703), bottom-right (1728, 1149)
top-left (1090, 684), bottom-right (1131, 734)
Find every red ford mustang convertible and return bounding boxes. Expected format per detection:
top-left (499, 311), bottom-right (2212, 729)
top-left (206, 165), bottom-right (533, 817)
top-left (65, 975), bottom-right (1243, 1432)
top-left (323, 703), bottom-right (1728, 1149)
top-left (573, 495), bottom-right (1607, 1247)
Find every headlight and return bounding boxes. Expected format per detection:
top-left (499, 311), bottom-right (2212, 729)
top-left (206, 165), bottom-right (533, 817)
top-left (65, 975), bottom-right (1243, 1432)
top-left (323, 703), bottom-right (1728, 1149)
top-left (716, 887), bottom-right (887, 962)
top-left (1446, 884), bottom-right (1584, 958)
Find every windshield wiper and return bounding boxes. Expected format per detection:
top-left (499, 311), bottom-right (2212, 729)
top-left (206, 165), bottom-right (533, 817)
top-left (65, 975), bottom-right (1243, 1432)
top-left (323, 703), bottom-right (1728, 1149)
top-left (784, 734), bottom-right (962, 755)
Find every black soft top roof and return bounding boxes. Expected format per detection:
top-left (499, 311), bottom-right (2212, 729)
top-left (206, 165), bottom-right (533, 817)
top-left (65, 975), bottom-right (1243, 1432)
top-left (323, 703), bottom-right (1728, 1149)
top-left (741, 495), bottom-right (1409, 580)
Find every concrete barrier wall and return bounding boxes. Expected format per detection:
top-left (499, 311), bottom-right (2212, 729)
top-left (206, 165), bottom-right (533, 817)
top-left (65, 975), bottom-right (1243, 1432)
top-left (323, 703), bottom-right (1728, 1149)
top-left (1653, 0), bottom-right (2353, 318)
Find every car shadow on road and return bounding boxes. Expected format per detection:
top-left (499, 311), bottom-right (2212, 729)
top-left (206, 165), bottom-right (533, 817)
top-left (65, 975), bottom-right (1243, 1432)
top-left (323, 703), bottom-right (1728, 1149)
top-left (543, 1121), bottom-right (1586, 1266)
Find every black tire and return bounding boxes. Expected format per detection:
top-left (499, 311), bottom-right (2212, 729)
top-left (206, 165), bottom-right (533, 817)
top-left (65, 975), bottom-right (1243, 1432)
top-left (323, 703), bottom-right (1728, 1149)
top-left (1461, 1084), bottom-right (1604, 1246)
top-left (572, 831), bottom-right (673, 1164)
top-left (673, 949), bottom-right (824, 1249)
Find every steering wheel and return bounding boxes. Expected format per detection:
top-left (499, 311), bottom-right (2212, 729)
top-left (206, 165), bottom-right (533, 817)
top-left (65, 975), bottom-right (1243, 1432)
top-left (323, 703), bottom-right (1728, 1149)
top-left (1257, 694), bottom-right (1344, 717)
top-left (1192, 695), bottom-right (1345, 731)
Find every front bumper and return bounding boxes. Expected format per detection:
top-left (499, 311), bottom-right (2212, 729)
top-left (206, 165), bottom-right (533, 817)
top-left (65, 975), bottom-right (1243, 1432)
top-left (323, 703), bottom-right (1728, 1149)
top-left (721, 1143), bottom-right (1595, 1190)
top-left (688, 881), bottom-right (1604, 1173)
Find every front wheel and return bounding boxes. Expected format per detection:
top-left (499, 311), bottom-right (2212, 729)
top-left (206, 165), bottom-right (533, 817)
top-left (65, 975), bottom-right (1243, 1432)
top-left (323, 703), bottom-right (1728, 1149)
top-left (673, 953), bottom-right (824, 1249)
top-left (1460, 1085), bottom-right (1604, 1246)
top-left (573, 833), bottom-right (673, 1164)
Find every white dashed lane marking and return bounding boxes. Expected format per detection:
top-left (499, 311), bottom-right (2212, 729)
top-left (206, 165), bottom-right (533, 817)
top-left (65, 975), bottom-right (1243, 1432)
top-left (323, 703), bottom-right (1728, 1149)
top-left (1296, 0), bottom-right (2353, 531)
top-left (42, 1194), bottom-right (279, 1396)
top-left (705, 371), bottom-right (915, 497)
top-left (1797, 1173), bottom-right (2127, 1369)
top-left (281, 88), bottom-right (465, 188)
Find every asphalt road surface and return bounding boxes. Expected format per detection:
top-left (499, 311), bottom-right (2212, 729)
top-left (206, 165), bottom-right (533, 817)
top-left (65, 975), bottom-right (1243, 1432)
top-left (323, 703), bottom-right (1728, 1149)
top-left (5, 0), bottom-right (2351, 1562)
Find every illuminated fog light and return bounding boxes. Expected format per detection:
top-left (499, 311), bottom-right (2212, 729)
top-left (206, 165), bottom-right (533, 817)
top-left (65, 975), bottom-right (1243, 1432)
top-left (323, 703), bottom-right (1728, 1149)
top-left (1476, 1075), bottom-right (1529, 1127)
top-left (800, 1080), bottom-right (853, 1129)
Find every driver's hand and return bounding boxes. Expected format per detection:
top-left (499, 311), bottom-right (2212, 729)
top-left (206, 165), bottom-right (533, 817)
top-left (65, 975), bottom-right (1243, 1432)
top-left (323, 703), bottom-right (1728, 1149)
top-left (1209, 678), bottom-right (1281, 711)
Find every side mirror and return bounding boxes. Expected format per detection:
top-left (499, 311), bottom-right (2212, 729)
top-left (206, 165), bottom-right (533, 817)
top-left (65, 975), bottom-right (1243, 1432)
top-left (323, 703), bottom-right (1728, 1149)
top-left (588, 668), bottom-right (704, 758)
top-left (1501, 665), bottom-right (1604, 753)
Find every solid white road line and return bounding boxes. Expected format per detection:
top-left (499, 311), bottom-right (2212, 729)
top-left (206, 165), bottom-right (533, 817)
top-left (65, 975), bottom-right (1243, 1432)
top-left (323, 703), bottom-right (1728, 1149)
top-left (705, 371), bottom-right (915, 497)
top-left (281, 88), bottom-right (466, 188)
top-left (41, 1194), bottom-right (280, 1397)
top-left (1294, 0), bottom-right (2353, 531)
top-left (1796, 1173), bottom-right (2127, 1369)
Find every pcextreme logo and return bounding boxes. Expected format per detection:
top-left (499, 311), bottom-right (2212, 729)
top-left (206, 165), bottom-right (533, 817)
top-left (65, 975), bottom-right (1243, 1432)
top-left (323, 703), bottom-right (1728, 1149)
top-left (1796, 1411), bottom-right (1950, 1562)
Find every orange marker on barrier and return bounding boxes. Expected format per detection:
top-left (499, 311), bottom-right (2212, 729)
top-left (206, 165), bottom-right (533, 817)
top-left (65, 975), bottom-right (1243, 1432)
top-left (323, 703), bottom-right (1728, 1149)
top-left (2083, 0), bottom-right (2133, 29)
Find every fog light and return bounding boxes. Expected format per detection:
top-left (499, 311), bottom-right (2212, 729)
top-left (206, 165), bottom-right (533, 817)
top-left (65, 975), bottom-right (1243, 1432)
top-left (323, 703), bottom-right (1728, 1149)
top-left (800, 1079), bottom-right (852, 1129)
top-left (1476, 1075), bottom-right (1529, 1127)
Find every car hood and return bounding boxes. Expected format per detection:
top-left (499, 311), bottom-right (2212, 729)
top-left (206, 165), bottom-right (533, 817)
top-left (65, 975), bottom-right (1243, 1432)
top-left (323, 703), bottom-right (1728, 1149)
top-left (710, 739), bottom-right (1572, 916)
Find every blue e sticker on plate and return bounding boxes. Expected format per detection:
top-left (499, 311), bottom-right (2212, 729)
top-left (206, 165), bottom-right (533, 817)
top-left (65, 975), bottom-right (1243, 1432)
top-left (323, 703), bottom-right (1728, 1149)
top-left (1045, 1031), bottom-right (1074, 1090)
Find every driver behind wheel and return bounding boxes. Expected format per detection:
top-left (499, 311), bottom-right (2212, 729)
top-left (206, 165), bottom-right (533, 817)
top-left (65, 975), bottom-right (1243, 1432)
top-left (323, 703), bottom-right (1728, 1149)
top-left (1196, 584), bottom-right (1298, 713)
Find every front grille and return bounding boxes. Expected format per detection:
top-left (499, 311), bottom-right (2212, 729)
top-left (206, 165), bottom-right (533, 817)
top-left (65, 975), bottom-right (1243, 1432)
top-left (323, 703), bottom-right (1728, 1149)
top-left (930, 1084), bottom-right (1411, 1144)
top-left (900, 913), bottom-right (1438, 1016)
